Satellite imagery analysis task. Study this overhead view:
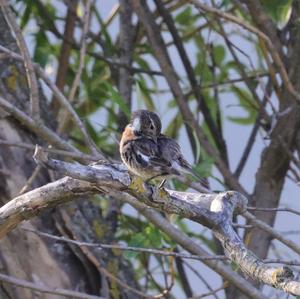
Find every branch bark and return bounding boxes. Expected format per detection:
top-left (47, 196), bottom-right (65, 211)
top-left (0, 147), bottom-right (299, 296)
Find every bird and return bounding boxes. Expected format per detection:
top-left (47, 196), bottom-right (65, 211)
top-left (120, 109), bottom-right (207, 187)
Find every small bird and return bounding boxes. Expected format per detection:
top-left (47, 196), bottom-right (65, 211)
top-left (120, 110), bottom-right (206, 186)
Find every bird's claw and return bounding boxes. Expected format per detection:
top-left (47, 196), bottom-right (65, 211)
top-left (158, 179), bottom-right (166, 189)
top-left (152, 186), bottom-right (169, 204)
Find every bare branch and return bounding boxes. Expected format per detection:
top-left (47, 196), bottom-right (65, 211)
top-left (190, 284), bottom-right (226, 299)
top-left (56, 0), bottom-right (100, 158)
top-left (122, 192), bottom-right (267, 299)
top-left (18, 165), bottom-right (42, 194)
top-left (52, 0), bottom-right (78, 113)
top-left (244, 211), bottom-right (300, 256)
top-left (0, 148), bottom-right (297, 296)
top-left (21, 226), bottom-right (228, 262)
top-left (0, 273), bottom-right (102, 299)
top-left (0, 139), bottom-right (98, 162)
top-left (247, 206), bottom-right (300, 216)
top-left (1, 1), bottom-right (40, 119)
top-left (154, 0), bottom-right (229, 164)
top-left (68, 0), bottom-right (91, 105)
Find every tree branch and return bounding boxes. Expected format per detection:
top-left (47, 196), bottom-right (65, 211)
top-left (0, 273), bottom-right (102, 299)
top-left (0, 147), bottom-right (298, 296)
top-left (51, 0), bottom-right (78, 112)
top-left (1, 1), bottom-right (40, 119)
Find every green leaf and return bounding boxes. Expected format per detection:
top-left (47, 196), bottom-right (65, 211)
top-left (135, 80), bottom-right (155, 110)
top-left (213, 45), bottom-right (226, 65)
top-left (104, 83), bottom-right (130, 117)
top-left (227, 86), bottom-right (258, 125)
top-left (33, 31), bottom-right (51, 67)
top-left (20, 4), bottom-right (31, 29)
top-left (145, 226), bottom-right (163, 248)
top-left (164, 113), bottom-right (182, 138)
top-left (175, 6), bottom-right (192, 25)
top-left (227, 116), bottom-right (255, 125)
top-left (125, 233), bottom-right (147, 259)
top-left (261, 0), bottom-right (292, 28)
top-left (193, 157), bottom-right (214, 177)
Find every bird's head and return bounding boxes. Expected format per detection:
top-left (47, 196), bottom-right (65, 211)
top-left (129, 110), bottom-right (162, 138)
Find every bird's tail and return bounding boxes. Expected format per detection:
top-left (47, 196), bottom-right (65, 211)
top-left (180, 166), bottom-right (211, 192)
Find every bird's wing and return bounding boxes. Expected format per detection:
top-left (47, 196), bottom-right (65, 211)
top-left (133, 137), bottom-right (172, 169)
top-left (158, 135), bottom-right (210, 188)
top-left (158, 135), bottom-right (181, 160)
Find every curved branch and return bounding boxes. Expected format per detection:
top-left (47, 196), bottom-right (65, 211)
top-left (0, 147), bottom-right (298, 296)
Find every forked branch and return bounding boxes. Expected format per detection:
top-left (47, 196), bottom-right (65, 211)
top-left (0, 147), bottom-right (298, 296)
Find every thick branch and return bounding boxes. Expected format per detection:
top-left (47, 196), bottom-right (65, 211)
top-left (0, 148), bottom-right (298, 296)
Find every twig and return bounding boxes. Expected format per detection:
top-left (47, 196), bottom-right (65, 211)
top-left (58, 0), bottom-right (92, 132)
top-left (19, 165), bottom-right (42, 194)
top-left (190, 284), bottom-right (226, 299)
top-left (232, 223), bottom-right (253, 229)
top-left (212, 15), bottom-right (269, 117)
top-left (154, 255), bottom-right (175, 298)
top-left (79, 244), bottom-right (151, 298)
top-left (68, 0), bottom-right (91, 104)
top-left (263, 259), bottom-right (300, 267)
top-left (244, 211), bottom-right (300, 255)
top-left (154, 0), bottom-right (229, 164)
top-left (247, 207), bottom-right (300, 217)
top-left (37, 63), bottom-right (104, 157)
top-left (1, 1), bottom-right (40, 119)
top-left (21, 226), bottom-right (228, 262)
top-left (0, 272), bottom-right (102, 299)
top-left (174, 247), bottom-right (193, 297)
top-left (0, 139), bottom-right (97, 162)
top-left (104, 3), bottom-right (120, 27)
top-left (184, 72), bottom-right (270, 95)
top-left (234, 79), bottom-right (273, 177)
top-left (88, 50), bottom-right (163, 75)
top-left (117, 0), bottom-right (134, 130)
top-left (183, 262), bottom-right (220, 299)
top-left (57, 0), bottom-right (101, 157)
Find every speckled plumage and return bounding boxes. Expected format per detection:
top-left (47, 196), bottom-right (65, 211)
top-left (120, 110), bottom-right (205, 183)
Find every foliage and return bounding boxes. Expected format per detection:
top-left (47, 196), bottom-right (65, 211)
top-left (3, 0), bottom-right (300, 297)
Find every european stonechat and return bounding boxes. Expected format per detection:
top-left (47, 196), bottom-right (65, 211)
top-left (120, 110), bottom-right (207, 186)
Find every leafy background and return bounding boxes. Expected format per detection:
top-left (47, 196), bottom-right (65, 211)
top-left (9, 0), bottom-right (300, 297)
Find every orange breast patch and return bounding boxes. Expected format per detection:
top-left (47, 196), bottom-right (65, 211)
top-left (120, 125), bottom-right (136, 146)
